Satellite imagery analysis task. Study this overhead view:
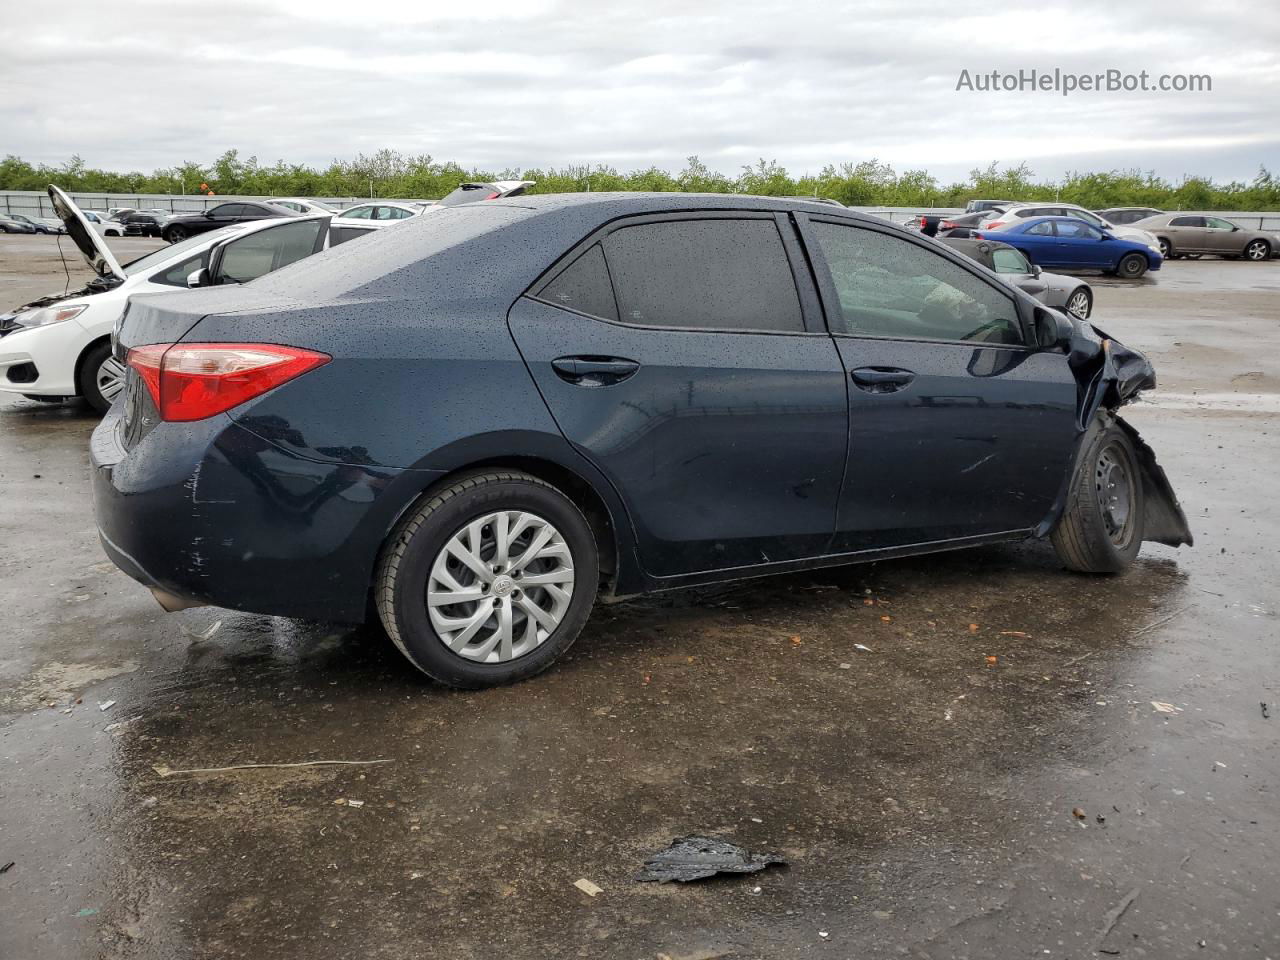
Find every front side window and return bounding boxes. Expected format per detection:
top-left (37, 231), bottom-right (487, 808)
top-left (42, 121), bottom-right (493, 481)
top-left (1026, 221), bottom-right (1055, 236)
top-left (810, 221), bottom-right (1022, 345)
top-left (340, 205), bottom-right (374, 220)
top-left (991, 247), bottom-right (1031, 274)
top-left (601, 218), bottom-right (803, 332)
top-left (214, 219), bottom-right (324, 284)
top-left (208, 204), bottom-right (242, 218)
top-left (1056, 220), bottom-right (1101, 239)
top-left (1206, 216), bottom-right (1235, 230)
top-left (152, 252), bottom-right (208, 288)
top-left (375, 206), bottom-right (414, 221)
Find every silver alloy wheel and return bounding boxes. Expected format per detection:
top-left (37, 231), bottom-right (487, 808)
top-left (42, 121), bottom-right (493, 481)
top-left (96, 355), bottom-right (126, 403)
top-left (1246, 240), bottom-right (1269, 261)
top-left (1158, 238), bottom-right (1171, 258)
top-left (427, 510), bottom-right (574, 663)
top-left (1095, 442), bottom-right (1134, 547)
top-left (1066, 289), bottom-right (1091, 319)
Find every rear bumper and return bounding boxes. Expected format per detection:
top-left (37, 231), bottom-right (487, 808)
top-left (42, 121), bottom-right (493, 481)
top-left (90, 405), bottom-right (441, 622)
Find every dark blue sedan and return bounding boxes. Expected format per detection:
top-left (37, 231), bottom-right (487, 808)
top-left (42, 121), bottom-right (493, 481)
top-left (977, 216), bottom-right (1163, 278)
top-left (92, 193), bottom-right (1191, 687)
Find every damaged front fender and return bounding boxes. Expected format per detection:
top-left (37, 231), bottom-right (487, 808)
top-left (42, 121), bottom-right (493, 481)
top-left (1037, 322), bottom-right (1193, 548)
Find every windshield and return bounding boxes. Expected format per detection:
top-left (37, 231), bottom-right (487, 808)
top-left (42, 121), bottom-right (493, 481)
top-left (120, 225), bottom-right (247, 276)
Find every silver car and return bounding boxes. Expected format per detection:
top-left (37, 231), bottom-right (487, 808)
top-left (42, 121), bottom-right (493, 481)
top-left (942, 237), bottom-right (1092, 319)
top-left (1130, 213), bottom-right (1276, 262)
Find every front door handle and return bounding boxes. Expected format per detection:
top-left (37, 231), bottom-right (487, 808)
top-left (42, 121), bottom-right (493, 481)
top-left (851, 366), bottom-right (915, 393)
top-left (552, 356), bottom-right (640, 385)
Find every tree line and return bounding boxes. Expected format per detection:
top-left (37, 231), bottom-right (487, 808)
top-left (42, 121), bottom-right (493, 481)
top-left (2, 150), bottom-right (1277, 211)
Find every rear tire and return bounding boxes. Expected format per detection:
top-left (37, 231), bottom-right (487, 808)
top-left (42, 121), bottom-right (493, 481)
top-left (375, 470), bottom-right (599, 688)
top-left (1157, 237), bottom-right (1174, 259)
top-left (1116, 252), bottom-right (1148, 278)
top-left (78, 341), bottom-right (126, 414)
top-left (164, 226), bottom-right (187, 243)
top-left (1051, 420), bottom-right (1145, 573)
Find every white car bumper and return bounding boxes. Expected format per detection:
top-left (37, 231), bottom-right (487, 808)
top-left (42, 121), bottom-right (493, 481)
top-left (0, 317), bottom-right (92, 397)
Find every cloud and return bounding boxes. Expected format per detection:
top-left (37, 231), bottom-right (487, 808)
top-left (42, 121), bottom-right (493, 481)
top-left (0, 0), bottom-right (1276, 182)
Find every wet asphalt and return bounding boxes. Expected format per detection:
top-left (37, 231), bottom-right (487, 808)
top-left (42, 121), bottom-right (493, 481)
top-left (1, 236), bottom-right (1278, 959)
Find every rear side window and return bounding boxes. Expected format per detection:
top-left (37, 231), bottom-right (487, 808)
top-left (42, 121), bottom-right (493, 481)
top-left (810, 221), bottom-right (1022, 345)
top-left (1026, 222), bottom-right (1055, 236)
top-left (601, 219), bottom-right (803, 332)
top-left (991, 247), bottom-right (1030, 273)
top-left (1170, 216), bottom-right (1203, 227)
top-left (540, 244), bottom-right (618, 321)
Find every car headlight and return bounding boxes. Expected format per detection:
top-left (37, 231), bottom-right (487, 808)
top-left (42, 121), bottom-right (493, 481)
top-left (21, 304), bottom-right (89, 327)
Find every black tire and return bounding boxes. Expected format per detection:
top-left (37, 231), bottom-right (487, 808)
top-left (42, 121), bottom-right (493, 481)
top-left (77, 341), bottom-right (121, 414)
top-left (1156, 236), bottom-right (1174, 259)
top-left (1244, 239), bottom-right (1271, 262)
top-left (375, 470), bottom-right (599, 688)
top-left (1116, 252), bottom-right (1148, 279)
top-left (1050, 420), bottom-right (1145, 573)
top-left (164, 226), bottom-right (186, 243)
top-left (1064, 286), bottom-right (1092, 319)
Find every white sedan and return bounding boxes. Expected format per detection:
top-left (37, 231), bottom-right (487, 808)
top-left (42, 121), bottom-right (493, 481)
top-left (0, 186), bottom-right (333, 412)
top-left (328, 200), bottom-right (429, 244)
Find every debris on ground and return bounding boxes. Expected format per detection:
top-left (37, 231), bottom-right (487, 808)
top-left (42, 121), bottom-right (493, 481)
top-left (1072, 806), bottom-right (1087, 819)
top-left (1095, 887), bottom-right (1140, 953)
top-left (574, 878), bottom-right (603, 897)
top-left (74, 907), bottom-right (99, 918)
top-left (346, 799), bottom-right (365, 809)
top-left (0, 861), bottom-right (14, 874)
top-left (838, 663), bottom-right (852, 670)
top-left (153, 759), bottom-right (393, 777)
top-left (999, 630), bottom-right (1030, 638)
top-left (1151, 701), bottom-right (1182, 714)
top-left (1262, 702), bottom-right (1271, 719)
top-left (854, 644), bottom-right (872, 652)
top-left (98, 700), bottom-right (116, 712)
top-left (180, 619), bottom-right (223, 641)
top-left (635, 836), bottom-right (785, 883)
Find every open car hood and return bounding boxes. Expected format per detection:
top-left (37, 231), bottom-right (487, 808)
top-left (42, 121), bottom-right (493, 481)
top-left (48, 184), bottom-right (125, 283)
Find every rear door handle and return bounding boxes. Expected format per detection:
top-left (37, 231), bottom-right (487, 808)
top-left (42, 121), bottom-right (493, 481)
top-left (851, 366), bottom-right (915, 393)
top-left (552, 356), bottom-right (640, 385)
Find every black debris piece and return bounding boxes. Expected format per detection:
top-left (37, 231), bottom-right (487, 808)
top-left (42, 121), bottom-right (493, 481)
top-left (0, 861), bottom-right (13, 874)
top-left (634, 836), bottom-right (785, 883)
top-left (1262, 702), bottom-right (1271, 720)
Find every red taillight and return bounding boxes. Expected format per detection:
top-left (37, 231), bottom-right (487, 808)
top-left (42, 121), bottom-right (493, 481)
top-left (986, 221), bottom-right (1005, 229)
top-left (940, 219), bottom-right (958, 230)
top-left (125, 343), bottom-right (330, 422)
top-left (972, 232), bottom-right (985, 240)
top-left (483, 191), bottom-right (501, 200)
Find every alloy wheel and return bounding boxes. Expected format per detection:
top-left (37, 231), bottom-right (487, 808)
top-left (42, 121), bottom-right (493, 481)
top-left (96, 355), bottom-right (126, 404)
top-left (1158, 239), bottom-right (1171, 258)
top-left (427, 510), bottom-right (575, 663)
top-left (1095, 442), bottom-right (1135, 547)
top-left (1066, 290), bottom-right (1091, 319)
top-left (1246, 240), bottom-right (1269, 261)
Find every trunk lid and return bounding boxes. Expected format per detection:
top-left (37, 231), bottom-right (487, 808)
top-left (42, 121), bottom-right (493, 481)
top-left (48, 184), bottom-right (126, 283)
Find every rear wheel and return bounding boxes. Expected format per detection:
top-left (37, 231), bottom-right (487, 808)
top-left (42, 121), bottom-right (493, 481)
top-left (78, 341), bottom-right (126, 413)
top-left (1051, 421), bottom-right (1144, 573)
top-left (164, 225), bottom-right (187, 243)
top-left (1156, 237), bottom-right (1174, 259)
top-left (1245, 239), bottom-right (1271, 261)
top-left (1116, 252), bottom-right (1148, 278)
top-left (375, 470), bottom-right (599, 688)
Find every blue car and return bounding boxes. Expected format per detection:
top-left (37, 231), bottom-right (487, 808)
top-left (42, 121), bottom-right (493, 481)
top-left (92, 193), bottom-right (1192, 687)
top-left (977, 216), bottom-right (1162, 278)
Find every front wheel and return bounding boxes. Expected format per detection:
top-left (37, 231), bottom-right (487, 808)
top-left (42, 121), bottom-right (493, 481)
top-left (1065, 287), bottom-right (1092, 319)
top-left (164, 226), bottom-right (187, 243)
top-left (1245, 239), bottom-right (1271, 261)
top-left (1116, 252), bottom-right (1149, 278)
top-left (1157, 237), bottom-right (1174, 259)
top-left (375, 470), bottom-right (599, 688)
top-left (1051, 420), bottom-right (1145, 573)
top-left (78, 341), bottom-right (126, 413)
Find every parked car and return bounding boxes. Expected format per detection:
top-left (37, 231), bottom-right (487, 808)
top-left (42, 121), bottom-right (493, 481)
top-left (268, 198), bottom-right (339, 214)
top-left (0, 213), bottom-right (38, 234)
top-left (328, 201), bottom-right (429, 245)
top-left (92, 193), bottom-right (1191, 688)
top-left (435, 180), bottom-right (536, 206)
top-left (1095, 207), bottom-right (1163, 225)
top-left (161, 201), bottom-right (299, 243)
top-left (4, 213), bottom-right (62, 234)
top-left (907, 210), bottom-right (990, 238)
top-left (942, 237), bottom-right (1093, 318)
top-left (964, 199), bottom-right (1014, 213)
top-left (81, 211), bottom-right (124, 236)
top-left (782, 197), bottom-right (846, 207)
top-left (1129, 213), bottom-right (1275, 262)
top-left (982, 203), bottom-right (1161, 253)
top-left (976, 216), bottom-right (1162, 278)
top-left (120, 212), bottom-right (167, 237)
top-left (0, 186), bottom-right (331, 412)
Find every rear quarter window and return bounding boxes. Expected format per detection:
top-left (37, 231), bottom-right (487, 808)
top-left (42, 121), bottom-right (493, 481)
top-left (539, 244), bottom-right (618, 321)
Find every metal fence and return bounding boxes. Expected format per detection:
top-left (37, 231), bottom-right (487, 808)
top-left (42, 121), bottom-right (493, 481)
top-left (1, 191), bottom-right (1277, 231)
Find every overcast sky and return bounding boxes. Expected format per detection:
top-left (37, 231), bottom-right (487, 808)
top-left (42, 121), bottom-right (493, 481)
top-left (2, 0), bottom-right (1277, 183)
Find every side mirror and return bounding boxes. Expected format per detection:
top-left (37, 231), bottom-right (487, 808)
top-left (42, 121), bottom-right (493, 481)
top-left (186, 267), bottom-right (210, 288)
top-left (1034, 307), bottom-right (1074, 352)
top-left (1031, 264), bottom-right (1043, 278)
